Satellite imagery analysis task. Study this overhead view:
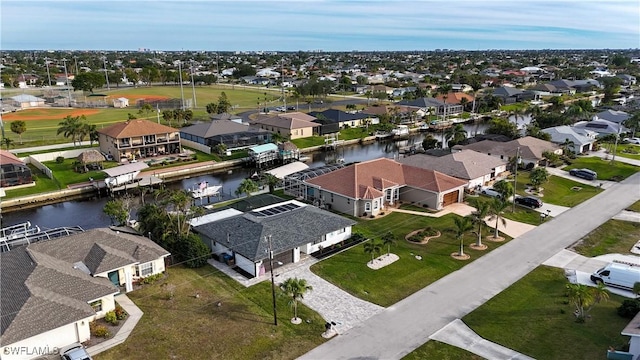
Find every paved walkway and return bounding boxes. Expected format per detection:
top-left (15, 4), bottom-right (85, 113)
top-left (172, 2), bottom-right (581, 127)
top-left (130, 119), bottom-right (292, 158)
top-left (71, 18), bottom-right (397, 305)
top-left (430, 319), bottom-right (534, 360)
top-left (86, 294), bottom-right (143, 357)
top-left (300, 172), bottom-right (640, 360)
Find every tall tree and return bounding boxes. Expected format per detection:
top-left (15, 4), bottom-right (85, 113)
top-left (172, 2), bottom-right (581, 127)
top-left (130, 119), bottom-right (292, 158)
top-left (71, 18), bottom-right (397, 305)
top-left (235, 178), bottom-right (259, 198)
top-left (444, 124), bottom-right (467, 147)
top-left (529, 167), bottom-right (549, 192)
top-left (452, 216), bottom-right (474, 257)
top-left (565, 282), bottom-right (610, 322)
top-left (381, 231), bottom-right (396, 256)
top-left (488, 198), bottom-right (509, 239)
top-left (492, 179), bottom-right (514, 201)
top-left (57, 115), bottom-right (85, 146)
top-left (485, 117), bottom-right (519, 139)
top-left (10, 121), bottom-right (26, 144)
top-left (71, 72), bottom-right (105, 93)
top-left (217, 92), bottom-right (231, 113)
top-left (363, 240), bottom-right (382, 263)
top-left (279, 277), bottom-right (313, 324)
top-left (468, 198), bottom-right (490, 248)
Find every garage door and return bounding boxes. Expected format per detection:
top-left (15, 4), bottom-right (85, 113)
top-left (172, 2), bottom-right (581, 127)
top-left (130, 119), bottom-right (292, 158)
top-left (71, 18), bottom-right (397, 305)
top-left (263, 250), bottom-right (294, 271)
top-left (442, 190), bottom-right (459, 207)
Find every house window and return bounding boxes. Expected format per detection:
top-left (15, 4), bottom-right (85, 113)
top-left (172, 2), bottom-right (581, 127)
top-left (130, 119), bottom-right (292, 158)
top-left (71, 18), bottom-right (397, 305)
top-left (331, 194), bottom-right (334, 203)
top-left (337, 228), bottom-right (345, 234)
top-left (90, 300), bottom-right (102, 312)
top-left (137, 262), bottom-right (154, 277)
top-left (365, 202), bottom-right (371, 211)
top-left (373, 200), bottom-right (379, 210)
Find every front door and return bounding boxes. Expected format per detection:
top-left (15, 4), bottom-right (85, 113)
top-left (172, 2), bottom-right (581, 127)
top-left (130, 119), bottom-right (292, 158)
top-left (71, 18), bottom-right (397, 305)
top-left (108, 270), bottom-right (120, 287)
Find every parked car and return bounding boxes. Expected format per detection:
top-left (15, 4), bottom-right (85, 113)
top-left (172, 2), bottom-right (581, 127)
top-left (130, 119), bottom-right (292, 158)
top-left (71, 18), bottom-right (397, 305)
top-left (514, 195), bottom-right (543, 208)
top-left (480, 187), bottom-right (503, 199)
top-left (569, 168), bottom-right (597, 181)
top-left (60, 343), bottom-right (92, 360)
top-left (623, 137), bottom-right (640, 145)
top-left (275, 106), bottom-right (286, 112)
top-left (287, 106), bottom-right (296, 110)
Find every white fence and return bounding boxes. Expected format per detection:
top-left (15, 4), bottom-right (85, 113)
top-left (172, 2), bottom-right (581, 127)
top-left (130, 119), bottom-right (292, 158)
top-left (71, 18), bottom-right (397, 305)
top-left (181, 139), bottom-right (211, 154)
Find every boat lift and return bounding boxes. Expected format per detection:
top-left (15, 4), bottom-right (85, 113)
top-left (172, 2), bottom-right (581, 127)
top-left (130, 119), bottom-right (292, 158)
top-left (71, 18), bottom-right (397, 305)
top-left (0, 222), bottom-right (85, 252)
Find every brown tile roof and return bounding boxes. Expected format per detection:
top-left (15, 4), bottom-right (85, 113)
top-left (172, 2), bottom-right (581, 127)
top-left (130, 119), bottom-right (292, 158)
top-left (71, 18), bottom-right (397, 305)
top-left (307, 158), bottom-right (467, 198)
top-left (97, 120), bottom-right (178, 139)
top-left (436, 92), bottom-right (475, 104)
top-left (461, 136), bottom-right (559, 160)
top-left (0, 150), bottom-right (23, 165)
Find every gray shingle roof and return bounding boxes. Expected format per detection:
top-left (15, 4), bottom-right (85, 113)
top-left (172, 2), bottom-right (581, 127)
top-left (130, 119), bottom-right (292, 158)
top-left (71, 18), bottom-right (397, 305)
top-left (1, 228), bottom-right (171, 345)
top-left (193, 204), bottom-right (355, 262)
top-left (180, 119), bottom-right (268, 139)
top-left (398, 150), bottom-right (506, 180)
top-left (396, 97), bottom-right (445, 108)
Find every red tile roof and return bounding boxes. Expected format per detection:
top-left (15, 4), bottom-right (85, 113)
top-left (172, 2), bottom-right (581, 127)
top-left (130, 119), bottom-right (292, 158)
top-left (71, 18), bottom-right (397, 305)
top-left (307, 158), bottom-right (467, 198)
top-left (97, 120), bottom-right (178, 139)
top-left (0, 150), bottom-right (23, 165)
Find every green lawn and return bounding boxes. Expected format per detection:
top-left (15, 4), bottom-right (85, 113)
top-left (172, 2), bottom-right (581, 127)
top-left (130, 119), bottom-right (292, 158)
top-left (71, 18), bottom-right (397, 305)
top-left (564, 157), bottom-right (639, 181)
top-left (311, 212), bottom-right (512, 307)
top-left (96, 266), bottom-right (326, 360)
top-left (462, 266), bottom-right (630, 359)
top-left (290, 136), bottom-right (325, 148)
top-left (627, 200), bottom-right (640, 212)
top-left (403, 341), bottom-right (481, 360)
top-left (2, 165), bottom-right (60, 199)
top-left (516, 173), bottom-right (602, 207)
top-left (45, 159), bottom-right (118, 187)
top-left (616, 144), bottom-right (640, 160)
top-left (467, 195), bottom-right (544, 225)
top-left (571, 219), bottom-right (640, 257)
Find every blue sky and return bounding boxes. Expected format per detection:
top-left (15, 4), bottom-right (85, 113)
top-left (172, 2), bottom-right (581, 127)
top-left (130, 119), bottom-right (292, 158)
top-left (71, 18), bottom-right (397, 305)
top-left (2, 1), bottom-right (639, 51)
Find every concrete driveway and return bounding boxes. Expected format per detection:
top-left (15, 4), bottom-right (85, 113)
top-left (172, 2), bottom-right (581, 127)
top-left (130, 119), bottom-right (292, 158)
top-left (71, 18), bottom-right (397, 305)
top-left (546, 166), bottom-right (616, 189)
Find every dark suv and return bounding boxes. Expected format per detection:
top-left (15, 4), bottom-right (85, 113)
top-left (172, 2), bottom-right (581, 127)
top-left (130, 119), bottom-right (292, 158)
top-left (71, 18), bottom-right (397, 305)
top-left (515, 196), bottom-right (543, 208)
top-left (569, 168), bottom-right (597, 181)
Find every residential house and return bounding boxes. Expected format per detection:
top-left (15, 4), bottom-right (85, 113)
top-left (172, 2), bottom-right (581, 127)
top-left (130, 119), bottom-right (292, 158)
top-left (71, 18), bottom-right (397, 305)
top-left (180, 118), bottom-right (271, 151)
top-left (0, 150), bottom-right (32, 187)
top-left (192, 200), bottom-right (356, 277)
top-left (541, 125), bottom-right (598, 154)
top-left (396, 97), bottom-right (463, 116)
top-left (451, 84), bottom-right (474, 93)
top-left (459, 136), bottom-right (562, 168)
top-left (435, 92), bottom-right (475, 107)
top-left (97, 119), bottom-right (181, 161)
top-left (397, 150), bottom-right (508, 189)
top-left (616, 311), bottom-right (640, 359)
top-left (10, 94), bottom-right (45, 109)
top-left (492, 87), bottom-right (535, 104)
top-left (301, 158), bottom-right (468, 217)
top-left (250, 112), bottom-right (320, 140)
top-left (593, 110), bottom-right (630, 124)
top-left (616, 74), bottom-right (637, 86)
top-left (573, 119), bottom-right (627, 137)
top-left (309, 109), bottom-right (372, 132)
top-left (0, 228), bottom-right (170, 360)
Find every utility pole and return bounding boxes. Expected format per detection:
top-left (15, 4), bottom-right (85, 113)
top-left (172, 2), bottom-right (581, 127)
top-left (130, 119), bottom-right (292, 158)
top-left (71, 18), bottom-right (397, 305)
top-left (62, 59), bottom-right (72, 106)
top-left (45, 57), bottom-right (52, 87)
top-left (611, 126), bottom-right (621, 162)
top-left (266, 235), bottom-right (278, 326)
top-left (103, 57), bottom-right (110, 91)
top-left (281, 58), bottom-right (286, 111)
top-left (512, 147), bottom-right (520, 213)
top-left (190, 59), bottom-right (197, 108)
top-left (178, 60), bottom-right (185, 110)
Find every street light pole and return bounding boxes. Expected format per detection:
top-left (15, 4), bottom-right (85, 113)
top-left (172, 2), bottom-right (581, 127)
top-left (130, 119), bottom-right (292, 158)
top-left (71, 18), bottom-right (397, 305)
top-left (190, 60), bottom-right (197, 108)
top-left (103, 57), bottom-right (110, 91)
top-left (62, 59), bottom-right (72, 106)
top-left (45, 57), bottom-right (52, 87)
top-left (512, 146), bottom-right (520, 213)
top-left (266, 235), bottom-right (278, 326)
top-left (178, 60), bottom-right (185, 110)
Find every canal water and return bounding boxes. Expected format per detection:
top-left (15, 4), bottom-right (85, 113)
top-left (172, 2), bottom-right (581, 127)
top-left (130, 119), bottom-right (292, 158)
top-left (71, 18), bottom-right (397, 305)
top-left (2, 118), bottom-right (527, 230)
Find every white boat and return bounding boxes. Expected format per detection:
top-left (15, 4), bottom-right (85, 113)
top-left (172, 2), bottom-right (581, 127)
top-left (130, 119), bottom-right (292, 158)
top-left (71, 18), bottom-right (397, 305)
top-left (190, 181), bottom-right (222, 199)
top-left (298, 155), bottom-right (312, 162)
top-left (391, 125), bottom-right (410, 137)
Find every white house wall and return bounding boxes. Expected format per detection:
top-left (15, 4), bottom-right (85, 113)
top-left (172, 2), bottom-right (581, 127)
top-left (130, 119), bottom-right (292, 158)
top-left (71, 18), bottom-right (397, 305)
top-left (301, 227), bottom-right (353, 254)
top-left (316, 189), bottom-right (357, 216)
top-left (90, 294), bottom-right (116, 319)
top-left (0, 316), bottom-right (92, 360)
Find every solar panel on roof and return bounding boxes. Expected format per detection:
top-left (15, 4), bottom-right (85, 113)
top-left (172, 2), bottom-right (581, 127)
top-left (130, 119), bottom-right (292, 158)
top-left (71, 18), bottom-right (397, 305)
top-left (250, 202), bottom-right (301, 217)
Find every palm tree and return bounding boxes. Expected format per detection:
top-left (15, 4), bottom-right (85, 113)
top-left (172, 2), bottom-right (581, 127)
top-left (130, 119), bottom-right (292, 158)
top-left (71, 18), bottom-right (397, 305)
top-left (57, 115), bottom-right (85, 146)
top-left (509, 107), bottom-right (526, 132)
top-left (452, 216), bottom-right (474, 257)
top-left (492, 180), bottom-right (514, 201)
top-left (566, 282), bottom-right (610, 322)
top-left (235, 178), bottom-right (259, 198)
top-left (468, 199), bottom-right (490, 248)
top-left (444, 123), bottom-right (467, 148)
top-left (263, 173), bottom-right (279, 193)
top-left (279, 277), bottom-right (313, 324)
top-left (488, 198), bottom-right (509, 239)
top-left (381, 231), bottom-right (396, 256)
top-left (2, 137), bottom-right (14, 150)
top-left (363, 240), bottom-right (382, 264)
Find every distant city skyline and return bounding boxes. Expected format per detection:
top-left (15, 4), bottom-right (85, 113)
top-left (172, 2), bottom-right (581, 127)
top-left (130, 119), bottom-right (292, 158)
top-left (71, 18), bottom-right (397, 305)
top-left (2, 1), bottom-right (639, 51)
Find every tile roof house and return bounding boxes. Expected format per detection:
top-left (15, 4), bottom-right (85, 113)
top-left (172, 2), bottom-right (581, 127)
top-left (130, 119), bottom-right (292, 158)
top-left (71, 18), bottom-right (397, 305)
top-left (541, 125), bottom-right (597, 154)
top-left (459, 136), bottom-right (562, 167)
top-left (435, 92), bottom-right (475, 105)
top-left (192, 200), bottom-right (355, 278)
top-left (97, 119), bottom-right (181, 161)
top-left (0, 150), bottom-right (32, 187)
top-left (303, 158), bottom-right (468, 216)
top-left (180, 119), bottom-right (271, 151)
top-left (250, 112), bottom-right (320, 139)
top-left (397, 150), bottom-right (508, 189)
top-left (0, 228), bottom-right (170, 359)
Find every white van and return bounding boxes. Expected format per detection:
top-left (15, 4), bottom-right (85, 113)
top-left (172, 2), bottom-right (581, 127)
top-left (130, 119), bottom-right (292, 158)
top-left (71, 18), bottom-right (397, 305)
top-left (590, 262), bottom-right (640, 290)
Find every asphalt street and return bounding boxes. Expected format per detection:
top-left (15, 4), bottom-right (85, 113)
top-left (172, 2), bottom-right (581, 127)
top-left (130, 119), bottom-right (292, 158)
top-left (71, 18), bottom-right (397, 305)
top-left (299, 172), bottom-right (640, 360)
